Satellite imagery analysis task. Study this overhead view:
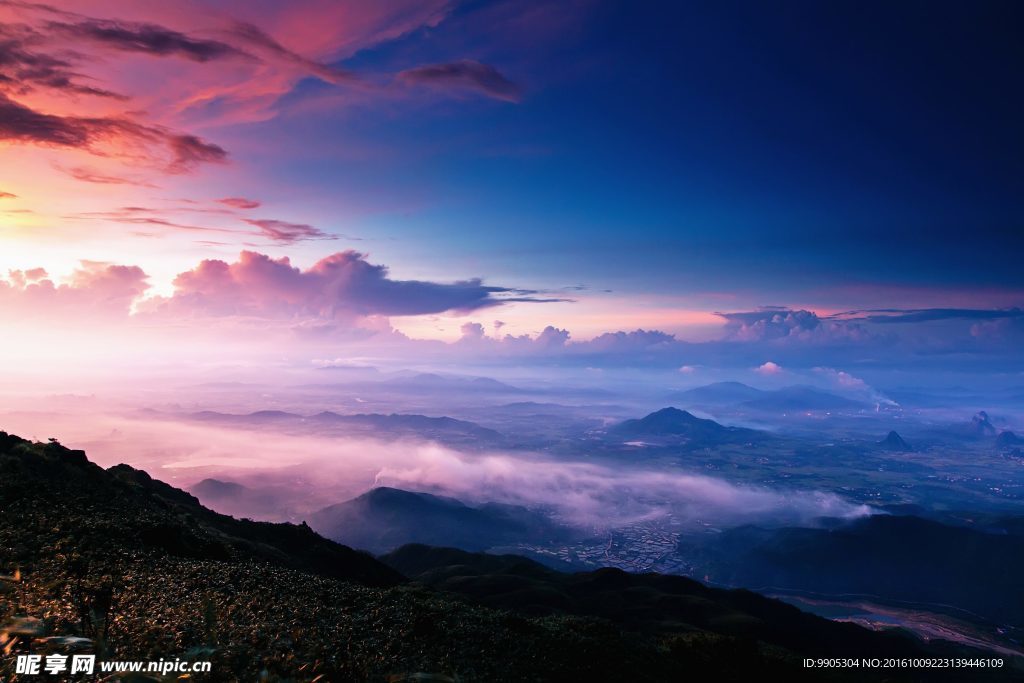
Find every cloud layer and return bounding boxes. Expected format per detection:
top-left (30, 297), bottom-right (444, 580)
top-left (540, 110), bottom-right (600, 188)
top-left (0, 408), bottom-right (872, 530)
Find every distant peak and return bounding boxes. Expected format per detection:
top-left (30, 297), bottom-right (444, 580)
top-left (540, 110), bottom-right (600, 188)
top-left (651, 406), bottom-right (694, 417)
top-left (879, 430), bottom-right (912, 451)
top-left (970, 411), bottom-right (996, 435)
top-left (996, 430), bottom-right (1023, 446)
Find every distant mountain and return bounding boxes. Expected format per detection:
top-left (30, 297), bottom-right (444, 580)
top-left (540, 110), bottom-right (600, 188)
top-left (969, 410), bottom-right (998, 437)
top-left (383, 372), bottom-right (524, 394)
top-left (312, 411), bottom-right (502, 439)
top-left (191, 477), bottom-right (249, 499)
top-left (187, 409), bottom-right (501, 444)
top-left (188, 477), bottom-right (291, 520)
top-left (683, 514), bottom-right (1024, 627)
top-left (878, 430), bottom-right (913, 452)
top-left (193, 409), bottom-right (297, 423)
top-left (996, 430), bottom-right (1024, 447)
top-left (609, 407), bottom-right (763, 445)
top-left (307, 487), bottom-right (570, 554)
top-left (668, 381), bottom-right (766, 405)
top-left (741, 385), bottom-right (868, 412)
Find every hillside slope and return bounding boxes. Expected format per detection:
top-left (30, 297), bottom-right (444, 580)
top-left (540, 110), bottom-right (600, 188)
top-left (2, 431), bottom-right (1019, 681)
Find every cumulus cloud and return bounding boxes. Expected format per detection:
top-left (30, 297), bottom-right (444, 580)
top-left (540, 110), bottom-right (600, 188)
top-left (1, 260), bottom-right (148, 319)
top-left (458, 326), bottom-right (680, 357)
top-left (459, 321), bottom-right (486, 340)
top-left (534, 325), bottom-right (571, 348)
top-left (719, 308), bottom-right (872, 343)
top-left (397, 60), bottom-right (521, 102)
top-left (1, 250), bottom-right (560, 344)
top-left (755, 361), bottom-right (783, 375)
top-left (579, 329), bottom-right (676, 353)
top-left (150, 250), bottom-right (539, 320)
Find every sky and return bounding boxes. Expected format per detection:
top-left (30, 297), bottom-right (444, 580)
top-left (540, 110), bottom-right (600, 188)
top-left (1, 0), bottom-right (1022, 377)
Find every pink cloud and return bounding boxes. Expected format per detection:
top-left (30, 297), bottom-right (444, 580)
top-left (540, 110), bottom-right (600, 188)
top-left (217, 196), bottom-right (261, 209)
top-left (0, 0), bottom-right (454, 177)
top-left (147, 250), bottom-right (528, 320)
top-left (243, 218), bottom-right (328, 244)
top-left (57, 165), bottom-right (159, 187)
top-left (755, 361), bottom-right (783, 375)
top-left (0, 93), bottom-right (228, 173)
top-left (1, 261), bottom-right (148, 320)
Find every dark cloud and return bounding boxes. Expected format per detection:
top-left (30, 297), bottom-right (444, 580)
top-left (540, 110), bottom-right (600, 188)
top-left (0, 24), bottom-right (125, 98)
top-left (838, 308), bottom-right (1024, 324)
top-left (0, 190), bottom-right (16, 198)
top-left (46, 19), bottom-right (244, 62)
top-left (0, 94), bottom-right (226, 172)
top-left (166, 133), bottom-right (229, 173)
top-left (397, 60), bottom-right (521, 102)
top-left (217, 197), bottom-right (261, 210)
top-left (243, 218), bottom-right (328, 244)
top-left (0, 91), bottom-right (98, 146)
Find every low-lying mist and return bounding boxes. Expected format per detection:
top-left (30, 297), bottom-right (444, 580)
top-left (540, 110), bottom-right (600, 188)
top-left (0, 408), bottom-right (872, 533)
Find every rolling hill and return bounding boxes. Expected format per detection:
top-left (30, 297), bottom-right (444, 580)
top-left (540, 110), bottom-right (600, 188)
top-left (668, 381), bottom-right (767, 405)
top-left (741, 385), bottom-right (868, 412)
top-left (680, 514), bottom-right (1024, 628)
top-left (609, 407), bottom-right (763, 445)
top-left (307, 487), bottom-right (571, 554)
